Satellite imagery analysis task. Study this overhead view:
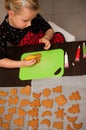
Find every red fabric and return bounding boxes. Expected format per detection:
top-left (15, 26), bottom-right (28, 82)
top-left (18, 31), bottom-right (65, 47)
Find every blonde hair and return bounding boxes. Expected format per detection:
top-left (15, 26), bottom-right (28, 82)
top-left (5, 0), bottom-right (40, 12)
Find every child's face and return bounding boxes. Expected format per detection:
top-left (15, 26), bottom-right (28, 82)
top-left (8, 6), bottom-right (38, 29)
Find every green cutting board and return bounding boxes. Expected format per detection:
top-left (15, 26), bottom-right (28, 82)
top-left (19, 49), bottom-right (64, 80)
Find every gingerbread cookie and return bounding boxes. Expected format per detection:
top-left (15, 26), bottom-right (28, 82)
top-left (42, 99), bottom-right (53, 108)
top-left (41, 119), bottom-right (51, 127)
top-left (28, 118), bottom-right (39, 129)
top-left (0, 106), bottom-right (4, 114)
top-left (4, 114), bottom-right (12, 121)
top-left (29, 99), bottom-right (41, 107)
top-left (10, 88), bottom-right (17, 96)
top-left (73, 122), bottom-right (83, 129)
top-left (41, 110), bottom-right (52, 117)
top-left (28, 108), bottom-right (39, 117)
top-left (0, 90), bottom-right (8, 97)
top-left (18, 107), bottom-right (27, 116)
top-left (42, 88), bottom-right (51, 97)
top-left (14, 117), bottom-right (24, 127)
top-left (20, 99), bottom-right (30, 107)
top-left (52, 86), bottom-right (62, 93)
top-left (0, 98), bottom-right (6, 104)
top-left (8, 107), bottom-right (17, 115)
top-left (69, 90), bottom-right (81, 101)
top-left (67, 115), bottom-right (77, 122)
top-left (20, 85), bottom-right (31, 96)
top-left (55, 95), bottom-right (67, 106)
top-left (67, 124), bottom-right (73, 130)
top-left (55, 107), bottom-right (66, 119)
top-left (68, 104), bottom-right (80, 114)
top-left (53, 121), bottom-right (63, 129)
top-left (0, 117), bottom-right (2, 126)
top-left (33, 92), bottom-right (41, 98)
top-left (2, 122), bottom-right (10, 129)
top-left (8, 96), bottom-right (19, 106)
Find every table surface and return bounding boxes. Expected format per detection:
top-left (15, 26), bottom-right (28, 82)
top-left (0, 41), bottom-right (86, 87)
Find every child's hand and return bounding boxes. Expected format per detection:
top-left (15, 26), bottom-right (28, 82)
top-left (39, 37), bottom-right (51, 50)
top-left (21, 59), bottom-right (36, 67)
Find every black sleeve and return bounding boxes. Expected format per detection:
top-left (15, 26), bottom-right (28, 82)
top-left (31, 14), bottom-right (52, 33)
top-left (0, 23), bottom-right (8, 59)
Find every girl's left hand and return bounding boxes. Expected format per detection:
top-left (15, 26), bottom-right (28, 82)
top-left (39, 37), bottom-right (51, 50)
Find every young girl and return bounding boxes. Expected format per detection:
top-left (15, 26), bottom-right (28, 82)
top-left (0, 0), bottom-right (65, 68)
